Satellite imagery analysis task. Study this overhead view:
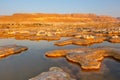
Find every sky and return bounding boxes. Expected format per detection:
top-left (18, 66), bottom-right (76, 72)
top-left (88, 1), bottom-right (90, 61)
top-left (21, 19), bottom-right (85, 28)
top-left (0, 0), bottom-right (120, 17)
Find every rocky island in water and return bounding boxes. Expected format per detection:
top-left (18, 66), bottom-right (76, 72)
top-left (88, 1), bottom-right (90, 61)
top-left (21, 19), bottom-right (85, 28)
top-left (0, 13), bottom-right (120, 80)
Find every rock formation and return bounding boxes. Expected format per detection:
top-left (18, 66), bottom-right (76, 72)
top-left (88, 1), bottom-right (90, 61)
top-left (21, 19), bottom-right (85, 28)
top-left (0, 45), bottom-right (28, 58)
top-left (45, 47), bottom-right (120, 70)
top-left (0, 13), bottom-right (120, 45)
top-left (109, 36), bottom-right (120, 43)
top-left (55, 37), bottom-right (106, 46)
top-left (29, 67), bottom-right (76, 80)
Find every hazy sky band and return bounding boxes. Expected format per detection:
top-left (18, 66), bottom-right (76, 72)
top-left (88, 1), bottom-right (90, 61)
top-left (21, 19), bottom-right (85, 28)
top-left (0, 0), bottom-right (120, 17)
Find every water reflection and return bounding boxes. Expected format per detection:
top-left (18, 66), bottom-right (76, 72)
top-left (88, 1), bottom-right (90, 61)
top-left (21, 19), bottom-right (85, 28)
top-left (0, 38), bottom-right (120, 80)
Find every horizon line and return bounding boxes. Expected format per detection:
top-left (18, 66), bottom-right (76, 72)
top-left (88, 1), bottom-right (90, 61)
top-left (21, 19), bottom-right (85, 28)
top-left (0, 12), bottom-right (118, 18)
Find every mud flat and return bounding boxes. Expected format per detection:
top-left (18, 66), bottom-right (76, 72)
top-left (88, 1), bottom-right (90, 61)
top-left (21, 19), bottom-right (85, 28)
top-left (0, 45), bottom-right (28, 58)
top-left (45, 47), bottom-right (120, 70)
top-left (29, 67), bottom-right (75, 80)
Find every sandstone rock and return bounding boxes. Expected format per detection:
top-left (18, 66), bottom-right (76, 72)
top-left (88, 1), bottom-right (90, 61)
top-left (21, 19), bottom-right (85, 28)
top-left (0, 45), bottom-right (28, 58)
top-left (29, 67), bottom-right (76, 80)
top-left (45, 47), bottom-right (120, 70)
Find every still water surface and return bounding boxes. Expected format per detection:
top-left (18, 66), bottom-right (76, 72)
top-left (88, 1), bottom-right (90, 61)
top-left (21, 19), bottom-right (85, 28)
top-left (0, 38), bottom-right (120, 80)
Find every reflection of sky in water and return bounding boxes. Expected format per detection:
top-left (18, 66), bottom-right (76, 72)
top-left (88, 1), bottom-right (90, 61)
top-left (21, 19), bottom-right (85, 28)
top-left (0, 38), bottom-right (120, 80)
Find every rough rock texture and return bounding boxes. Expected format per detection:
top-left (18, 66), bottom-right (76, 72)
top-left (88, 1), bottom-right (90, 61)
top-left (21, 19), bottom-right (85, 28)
top-left (45, 47), bottom-right (120, 70)
top-left (60, 64), bottom-right (111, 80)
top-left (0, 45), bottom-right (28, 58)
top-left (45, 50), bottom-right (68, 57)
top-left (42, 36), bottom-right (61, 41)
top-left (55, 38), bottom-right (73, 46)
top-left (109, 37), bottom-right (120, 43)
top-left (55, 37), bottom-right (106, 46)
top-left (78, 64), bottom-right (112, 80)
top-left (29, 67), bottom-right (76, 80)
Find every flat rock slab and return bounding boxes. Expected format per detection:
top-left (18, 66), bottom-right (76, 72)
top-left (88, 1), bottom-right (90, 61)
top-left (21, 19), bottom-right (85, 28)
top-left (55, 37), bottom-right (106, 46)
top-left (29, 67), bottom-right (76, 80)
top-left (0, 45), bottom-right (28, 58)
top-left (45, 47), bottom-right (120, 70)
top-left (109, 38), bottom-right (120, 43)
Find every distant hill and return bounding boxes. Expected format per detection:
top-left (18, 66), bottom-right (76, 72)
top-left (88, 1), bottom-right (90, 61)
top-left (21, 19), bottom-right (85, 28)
top-left (117, 17), bottom-right (120, 20)
top-left (0, 13), bottom-right (118, 23)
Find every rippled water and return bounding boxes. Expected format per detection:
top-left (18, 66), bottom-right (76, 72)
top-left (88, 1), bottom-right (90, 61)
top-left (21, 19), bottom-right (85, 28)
top-left (0, 38), bottom-right (120, 80)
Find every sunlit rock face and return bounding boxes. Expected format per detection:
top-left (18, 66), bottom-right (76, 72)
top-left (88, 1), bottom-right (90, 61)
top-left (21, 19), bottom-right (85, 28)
top-left (0, 13), bottom-right (117, 22)
top-left (29, 67), bottom-right (76, 80)
top-left (0, 45), bottom-right (28, 58)
top-left (45, 47), bottom-right (120, 70)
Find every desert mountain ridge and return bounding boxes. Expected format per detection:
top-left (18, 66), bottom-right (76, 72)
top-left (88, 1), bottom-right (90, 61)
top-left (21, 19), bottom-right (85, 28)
top-left (0, 13), bottom-right (119, 23)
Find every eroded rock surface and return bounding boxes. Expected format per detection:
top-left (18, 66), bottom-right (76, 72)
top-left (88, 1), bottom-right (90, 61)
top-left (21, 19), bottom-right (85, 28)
top-left (109, 36), bottom-right (120, 43)
top-left (45, 47), bottom-right (120, 70)
top-left (0, 45), bottom-right (28, 58)
top-left (29, 67), bottom-right (76, 80)
top-left (55, 37), bottom-right (106, 46)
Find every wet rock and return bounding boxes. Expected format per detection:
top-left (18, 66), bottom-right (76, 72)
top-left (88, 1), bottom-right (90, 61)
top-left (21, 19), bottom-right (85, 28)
top-left (29, 36), bottom-right (41, 41)
top-left (75, 35), bottom-right (95, 39)
top-left (73, 39), bottom-right (94, 46)
top-left (36, 36), bottom-right (61, 41)
top-left (66, 49), bottom-right (105, 70)
top-left (55, 38), bottom-right (73, 46)
top-left (29, 67), bottom-right (76, 80)
top-left (45, 47), bottom-right (120, 70)
top-left (55, 37), bottom-right (106, 46)
top-left (43, 36), bottom-right (61, 40)
top-left (109, 36), bottom-right (120, 43)
top-left (0, 45), bottom-right (28, 58)
top-left (78, 64), bottom-right (111, 80)
top-left (45, 50), bottom-right (68, 57)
